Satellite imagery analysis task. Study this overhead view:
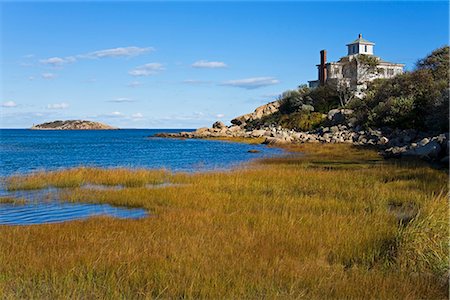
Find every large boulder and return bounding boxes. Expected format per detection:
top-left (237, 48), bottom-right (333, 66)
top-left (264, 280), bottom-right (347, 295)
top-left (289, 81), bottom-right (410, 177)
top-left (404, 141), bottom-right (441, 160)
top-left (193, 127), bottom-right (213, 137)
top-left (301, 104), bottom-right (315, 112)
top-left (231, 100), bottom-right (281, 127)
top-left (262, 137), bottom-right (291, 145)
top-left (327, 109), bottom-right (354, 126)
top-left (228, 125), bottom-right (242, 132)
top-left (230, 114), bottom-right (251, 126)
top-left (253, 101), bottom-right (281, 119)
top-left (212, 121), bottom-right (226, 129)
top-left (251, 129), bottom-right (267, 137)
top-left (195, 127), bottom-right (210, 134)
top-left (418, 138), bottom-right (430, 146)
top-left (378, 136), bottom-right (389, 145)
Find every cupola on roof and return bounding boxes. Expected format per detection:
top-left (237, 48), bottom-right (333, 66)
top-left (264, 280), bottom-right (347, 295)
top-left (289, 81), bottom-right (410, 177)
top-left (346, 33), bottom-right (375, 46)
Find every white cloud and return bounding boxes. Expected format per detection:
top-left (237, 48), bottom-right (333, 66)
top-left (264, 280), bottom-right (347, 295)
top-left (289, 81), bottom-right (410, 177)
top-left (41, 73), bottom-right (57, 79)
top-left (193, 112), bottom-right (205, 118)
top-left (192, 60), bottom-right (227, 68)
top-left (216, 113), bottom-right (225, 118)
top-left (220, 77), bottom-right (279, 89)
top-left (40, 56), bottom-right (76, 66)
top-left (127, 81), bottom-right (142, 87)
top-left (129, 63), bottom-right (164, 77)
top-left (38, 46), bottom-right (152, 68)
top-left (20, 62), bottom-right (34, 67)
top-left (47, 102), bottom-right (69, 109)
top-left (182, 79), bottom-right (211, 84)
top-left (1, 101), bottom-right (17, 108)
top-left (83, 47), bottom-right (153, 59)
top-left (108, 97), bottom-right (135, 103)
top-left (131, 113), bottom-right (144, 119)
top-left (103, 111), bottom-right (124, 118)
top-left (161, 112), bottom-right (207, 121)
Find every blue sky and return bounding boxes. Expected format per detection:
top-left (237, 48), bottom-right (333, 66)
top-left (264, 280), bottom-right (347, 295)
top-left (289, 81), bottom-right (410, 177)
top-left (1, 1), bottom-right (448, 128)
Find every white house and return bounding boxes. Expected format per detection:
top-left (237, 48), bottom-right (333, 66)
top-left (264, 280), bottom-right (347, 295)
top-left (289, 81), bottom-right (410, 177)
top-left (308, 34), bottom-right (405, 96)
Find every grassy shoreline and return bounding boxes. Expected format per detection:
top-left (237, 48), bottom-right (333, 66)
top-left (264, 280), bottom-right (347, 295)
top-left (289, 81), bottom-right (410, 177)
top-left (0, 143), bottom-right (448, 298)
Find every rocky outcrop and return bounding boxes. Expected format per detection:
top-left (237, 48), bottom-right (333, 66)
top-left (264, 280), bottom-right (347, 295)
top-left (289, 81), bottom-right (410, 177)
top-left (326, 109), bottom-right (355, 126)
top-left (385, 133), bottom-right (448, 162)
top-left (155, 103), bottom-right (448, 167)
top-left (154, 120), bottom-right (449, 167)
top-left (212, 121), bottom-right (227, 129)
top-left (231, 100), bottom-right (281, 127)
top-left (31, 120), bottom-right (117, 130)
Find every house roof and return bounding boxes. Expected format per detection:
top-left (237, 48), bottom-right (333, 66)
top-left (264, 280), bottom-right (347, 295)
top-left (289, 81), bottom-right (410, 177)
top-left (378, 59), bottom-right (405, 66)
top-left (346, 34), bottom-right (375, 46)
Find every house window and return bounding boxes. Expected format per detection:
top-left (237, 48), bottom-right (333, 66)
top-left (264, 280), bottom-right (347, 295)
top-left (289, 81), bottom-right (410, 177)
top-left (365, 45), bottom-right (368, 52)
top-left (353, 45), bottom-right (356, 54)
top-left (387, 69), bottom-right (394, 76)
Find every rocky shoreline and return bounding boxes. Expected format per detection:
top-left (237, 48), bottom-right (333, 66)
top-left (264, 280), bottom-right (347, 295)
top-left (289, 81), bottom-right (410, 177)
top-left (154, 108), bottom-right (449, 167)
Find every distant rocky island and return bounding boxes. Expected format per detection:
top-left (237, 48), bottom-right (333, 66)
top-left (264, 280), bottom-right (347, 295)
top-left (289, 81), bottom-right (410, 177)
top-left (31, 120), bottom-right (117, 130)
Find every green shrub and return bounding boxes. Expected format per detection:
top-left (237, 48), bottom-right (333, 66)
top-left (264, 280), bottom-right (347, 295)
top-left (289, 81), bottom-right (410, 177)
top-left (278, 84), bottom-right (340, 115)
top-left (280, 111), bottom-right (325, 131)
top-left (417, 46), bottom-right (449, 82)
top-left (278, 85), bottom-right (311, 114)
top-left (279, 90), bottom-right (307, 114)
top-left (368, 96), bottom-right (415, 128)
top-left (308, 85), bottom-right (341, 113)
top-left (424, 88), bottom-right (449, 132)
top-left (352, 46), bottom-right (449, 131)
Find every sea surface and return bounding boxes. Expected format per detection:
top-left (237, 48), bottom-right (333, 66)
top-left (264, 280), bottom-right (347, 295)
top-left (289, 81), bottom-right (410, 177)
top-left (0, 129), bottom-right (281, 176)
top-left (0, 129), bottom-right (282, 225)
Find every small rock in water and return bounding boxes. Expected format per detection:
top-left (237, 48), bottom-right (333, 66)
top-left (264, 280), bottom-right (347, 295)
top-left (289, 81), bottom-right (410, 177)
top-left (247, 149), bottom-right (261, 153)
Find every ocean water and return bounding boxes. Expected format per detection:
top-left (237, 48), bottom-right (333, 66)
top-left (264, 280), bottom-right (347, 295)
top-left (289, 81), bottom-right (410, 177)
top-left (0, 129), bottom-right (281, 176)
top-left (0, 129), bottom-right (282, 225)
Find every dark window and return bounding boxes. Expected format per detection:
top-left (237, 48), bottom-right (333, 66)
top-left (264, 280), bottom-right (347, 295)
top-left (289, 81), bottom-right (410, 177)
top-left (365, 45), bottom-right (368, 52)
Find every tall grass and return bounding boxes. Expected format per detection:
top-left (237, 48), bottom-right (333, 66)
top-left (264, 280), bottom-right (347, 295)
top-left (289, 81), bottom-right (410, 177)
top-left (0, 196), bottom-right (26, 205)
top-left (6, 167), bottom-right (169, 190)
top-left (0, 144), bottom-right (447, 298)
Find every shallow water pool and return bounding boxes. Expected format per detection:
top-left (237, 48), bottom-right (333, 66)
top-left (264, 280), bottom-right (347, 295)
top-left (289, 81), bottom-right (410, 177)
top-left (0, 187), bottom-right (147, 226)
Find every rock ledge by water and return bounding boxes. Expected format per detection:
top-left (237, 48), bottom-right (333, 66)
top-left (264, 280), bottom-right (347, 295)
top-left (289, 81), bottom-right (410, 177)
top-left (31, 120), bottom-right (117, 130)
top-left (154, 107), bottom-right (449, 168)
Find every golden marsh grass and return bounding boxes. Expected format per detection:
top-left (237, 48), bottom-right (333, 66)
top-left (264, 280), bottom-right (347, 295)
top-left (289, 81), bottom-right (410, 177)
top-left (0, 197), bottom-right (27, 205)
top-left (0, 143), bottom-right (448, 298)
top-left (6, 167), bottom-right (169, 190)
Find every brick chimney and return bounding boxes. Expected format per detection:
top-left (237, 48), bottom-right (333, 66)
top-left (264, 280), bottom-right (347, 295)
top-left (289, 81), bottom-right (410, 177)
top-left (319, 50), bottom-right (327, 85)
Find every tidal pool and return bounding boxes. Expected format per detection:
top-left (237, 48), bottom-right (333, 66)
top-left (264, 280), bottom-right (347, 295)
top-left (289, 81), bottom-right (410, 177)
top-left (0, 187), bottom-right (147, 226)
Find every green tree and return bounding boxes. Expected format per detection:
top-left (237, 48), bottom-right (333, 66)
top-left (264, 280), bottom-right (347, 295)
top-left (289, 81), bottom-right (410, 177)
top-left (356, 54), bottom-right (380, 84)
top-left (416, 46), bottom-right (449, 81)
top-left (351, 46), bottom-right (449, 132)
